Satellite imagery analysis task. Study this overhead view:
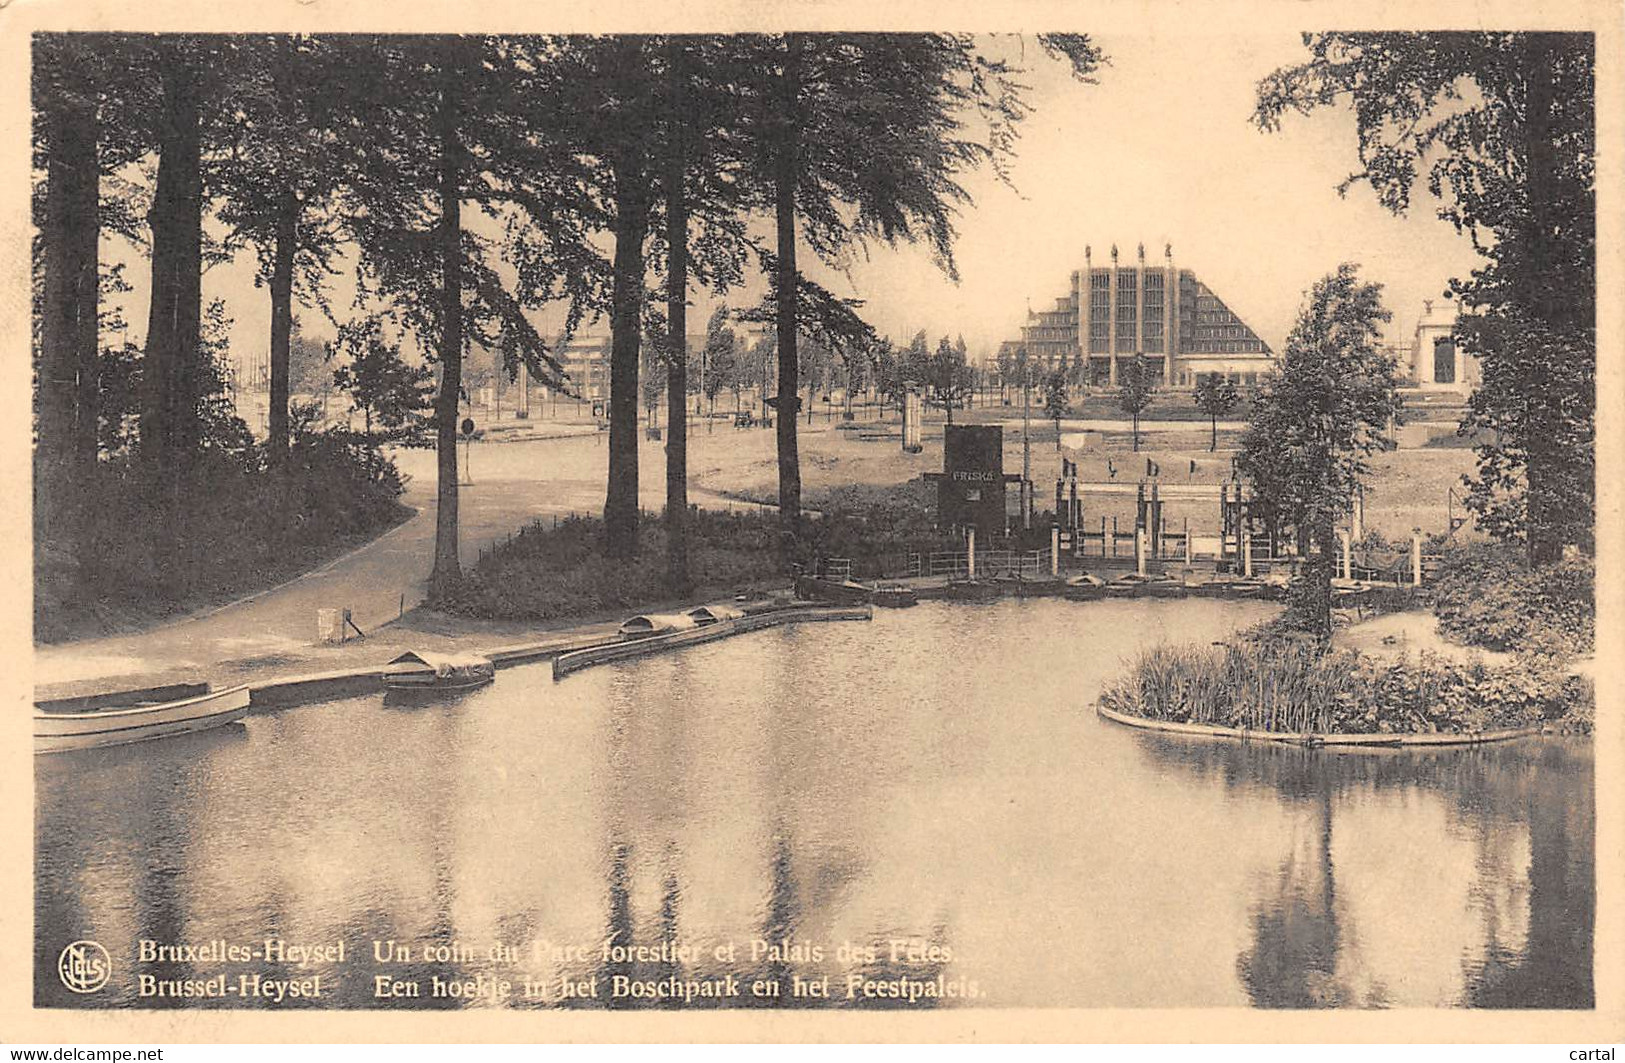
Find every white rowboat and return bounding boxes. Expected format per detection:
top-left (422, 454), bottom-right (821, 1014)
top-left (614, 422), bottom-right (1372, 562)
top-left (34, 685), bottom-right (252, 755)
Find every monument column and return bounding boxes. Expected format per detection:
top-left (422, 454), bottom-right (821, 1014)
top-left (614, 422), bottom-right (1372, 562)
top-left (1135, 242), bottom-right (1146, 359)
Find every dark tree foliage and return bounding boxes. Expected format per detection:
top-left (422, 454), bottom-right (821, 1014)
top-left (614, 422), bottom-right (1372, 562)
top-left (1116, 354), bottom-right (1157, 452)
top-left (1237, 265), bottom-right (1403, 644)
top-left (1255, 32), bottom-right (1595, 563)
top-left (1193, 372), bottom-right (1241, 452)
top-left (1043, 367), bottom-right (1070, 449)
top-left (340, 35), bottom-right (595, 587)
top-left (736, 32), bottom-right (1104, 543)
top-left (32, 31), bottom-right (1110, 621)
top-left (700, 306), bottom-right (740, 409)
top-left (331, 318), bottom-right (435, 440)
top-left (927, 336), bottom-right (975, 424)
top-left (212, 35), bottom-right (353, 462)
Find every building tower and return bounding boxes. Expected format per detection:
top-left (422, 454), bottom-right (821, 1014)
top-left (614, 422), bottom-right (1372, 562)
top-left (1108, 243), bottom-right (1120, 385)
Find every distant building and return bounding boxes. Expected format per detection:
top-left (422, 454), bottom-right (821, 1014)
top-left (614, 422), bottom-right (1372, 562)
top-left (551, 331), bottom-right (711, 402)
top-left (552, 334), bottom-right (613, 401)
top-left (998, 242), bottom-right (1275, 389)
top-left (1405, 299), bottom-right (1477, 395)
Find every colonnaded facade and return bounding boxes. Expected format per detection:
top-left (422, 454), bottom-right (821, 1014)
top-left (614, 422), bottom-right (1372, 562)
top-left (999, 242), bottom-right (1276, 388)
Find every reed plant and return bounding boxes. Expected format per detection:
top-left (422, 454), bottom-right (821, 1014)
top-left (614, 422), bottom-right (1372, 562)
top-left (1099, 637), bottom-right (1580, 736)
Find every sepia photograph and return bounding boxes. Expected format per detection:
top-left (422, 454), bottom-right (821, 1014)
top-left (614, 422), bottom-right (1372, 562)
top-left (6, 0), bottom-right (1620, 1044)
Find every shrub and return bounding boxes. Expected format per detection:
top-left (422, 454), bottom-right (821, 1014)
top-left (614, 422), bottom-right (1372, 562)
top-left (430, 484), bottom-right (968, 621)
top-left (33, 429), bottom-right (408, 642)
top-left (1100, 635), bottom-right (1582, 735)
top-left (431, 511), bottom-right (787, 621)
top-left (1430, 541), bottom-right (1594, 654)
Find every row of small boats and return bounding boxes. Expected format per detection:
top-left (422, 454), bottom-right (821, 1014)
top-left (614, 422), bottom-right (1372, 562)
top-left (793, 575), bottom-right (919, 608)
top-left (33, 600), bottom-right (817, 755)
top-left (33, 649), bottom-right (499, 755)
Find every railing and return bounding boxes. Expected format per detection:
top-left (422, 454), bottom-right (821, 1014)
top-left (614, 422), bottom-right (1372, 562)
top-left (820, 557), bottom-right (852, 581)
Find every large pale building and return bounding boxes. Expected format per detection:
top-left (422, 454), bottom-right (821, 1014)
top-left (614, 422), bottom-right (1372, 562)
top-left (1405, 299), bottom-right (1477, 395)
top-left (999, 242), bottom-right (1275, 388)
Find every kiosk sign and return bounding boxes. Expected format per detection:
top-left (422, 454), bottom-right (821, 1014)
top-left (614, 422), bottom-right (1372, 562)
top-left (938, 425), bottom-right (1006, 538)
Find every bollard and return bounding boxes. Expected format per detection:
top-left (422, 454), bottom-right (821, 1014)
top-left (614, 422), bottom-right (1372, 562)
top-left (1135, 527), bottom-right (1147, 576)
top-left (1412, 529), bottom-right (1423, 587)
top-left (1242, 526), bottom-right (1253, 578)
top-left (1184, 517), bottom-right (1192, 566)
top-left (966, 526), bottom-right (977, 580)
top-left (1051, 524), bottom-right (1060, 576)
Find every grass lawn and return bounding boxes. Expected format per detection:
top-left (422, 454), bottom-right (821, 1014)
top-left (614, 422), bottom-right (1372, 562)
top-left (701, 414), bottom-right (1479, 544)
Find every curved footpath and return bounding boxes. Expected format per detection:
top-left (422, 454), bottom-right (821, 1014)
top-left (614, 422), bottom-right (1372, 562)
top-left (32, 429), bottom-right (774, 699)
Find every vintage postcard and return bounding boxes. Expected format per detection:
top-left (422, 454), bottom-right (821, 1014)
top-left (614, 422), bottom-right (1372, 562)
top-left (2, 0), bottom-right (1620, 1045)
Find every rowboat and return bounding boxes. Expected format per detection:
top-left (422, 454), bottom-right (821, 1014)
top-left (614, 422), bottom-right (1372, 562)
top-left (557, 604), bottom-right (873, 679)
top-left (1063, 574), bottom-right (1107, 601)
top-left (619, 612), bottom-right (701, 638)
top-left (34, 684), bottom-right (252, 755)
top-left (942, 578), bottom-right (1002, 601)
top-left (382, 651), bottom-right (496, 692)
top-left (794, 575), bottom-right (873, 604)
top-left (870, 584), bottom-right (919, 608)
top-left (686, 604), bottom-right (746, 626)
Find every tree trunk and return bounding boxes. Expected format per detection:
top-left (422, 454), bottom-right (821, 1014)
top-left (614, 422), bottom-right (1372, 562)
top-left (140, 45), bottom-right (204, 594)
top-left (604, 147), bottom-right (649, 559)
top-left (430, 47), bottom-right (464, 593)
top-left (40, 73), bottom-right (99, 513)
top-left (1522, 35), bottom-right (1565, 566)
top-left (774, 34), bottom-right (804, 543)
top-left (267, 185), bottom-right (296, 462)
top-left (1210, 413), bottom-right (1218, 452)
top-left (1297, 515), bottom-right (1337, 646)
top-left (664, 36), bottom-right (691, 592)
top-left (140, 49), bottom-right (203, 475)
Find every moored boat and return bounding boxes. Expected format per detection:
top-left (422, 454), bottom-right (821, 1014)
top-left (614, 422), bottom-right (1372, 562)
top-left (943, 578), bottom-right (1002, 601)
top-left (686, 604), bottom-right (746, 626)
top-left (870, 584), bottom-right (919, 608)
top-left (618, 612), bottom-right (700, 638)
top-left (1063, 573), bottom-right (1107, 601)
top-left (383, 651), bottom-right (496, 691)
top-left (794, 574), bottom-right (873, 604)
top-left (34, 684), bottom-right (252, 754)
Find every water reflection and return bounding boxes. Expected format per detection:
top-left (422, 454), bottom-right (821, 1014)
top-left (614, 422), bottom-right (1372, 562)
top-left (1130, 733), bottom-right (1593, 1008)
top-left (36, 600), bottom-right (1592, 1009)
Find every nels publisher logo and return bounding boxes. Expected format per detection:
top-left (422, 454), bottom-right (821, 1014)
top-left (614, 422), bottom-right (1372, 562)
top-left (57, 940), bottom-right (111, 994)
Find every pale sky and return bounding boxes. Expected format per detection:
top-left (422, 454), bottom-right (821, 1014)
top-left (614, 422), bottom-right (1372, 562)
top-left (112, 31), bottom-right (1485, 369)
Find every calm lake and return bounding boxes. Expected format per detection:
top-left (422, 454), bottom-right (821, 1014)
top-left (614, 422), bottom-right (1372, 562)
top-left (36, 599), bottom-right (1593, 1009)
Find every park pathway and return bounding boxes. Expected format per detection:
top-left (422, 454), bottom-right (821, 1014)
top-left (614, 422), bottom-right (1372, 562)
top-left (33, 429), bottom-right (775, 693)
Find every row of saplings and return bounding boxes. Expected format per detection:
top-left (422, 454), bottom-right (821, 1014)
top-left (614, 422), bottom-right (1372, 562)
top-left (1100, 542), bottom-right (1595, 737)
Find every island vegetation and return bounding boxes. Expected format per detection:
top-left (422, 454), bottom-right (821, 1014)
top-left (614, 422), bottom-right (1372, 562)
top-left (1100, 31), bottom-right (1595, 739)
